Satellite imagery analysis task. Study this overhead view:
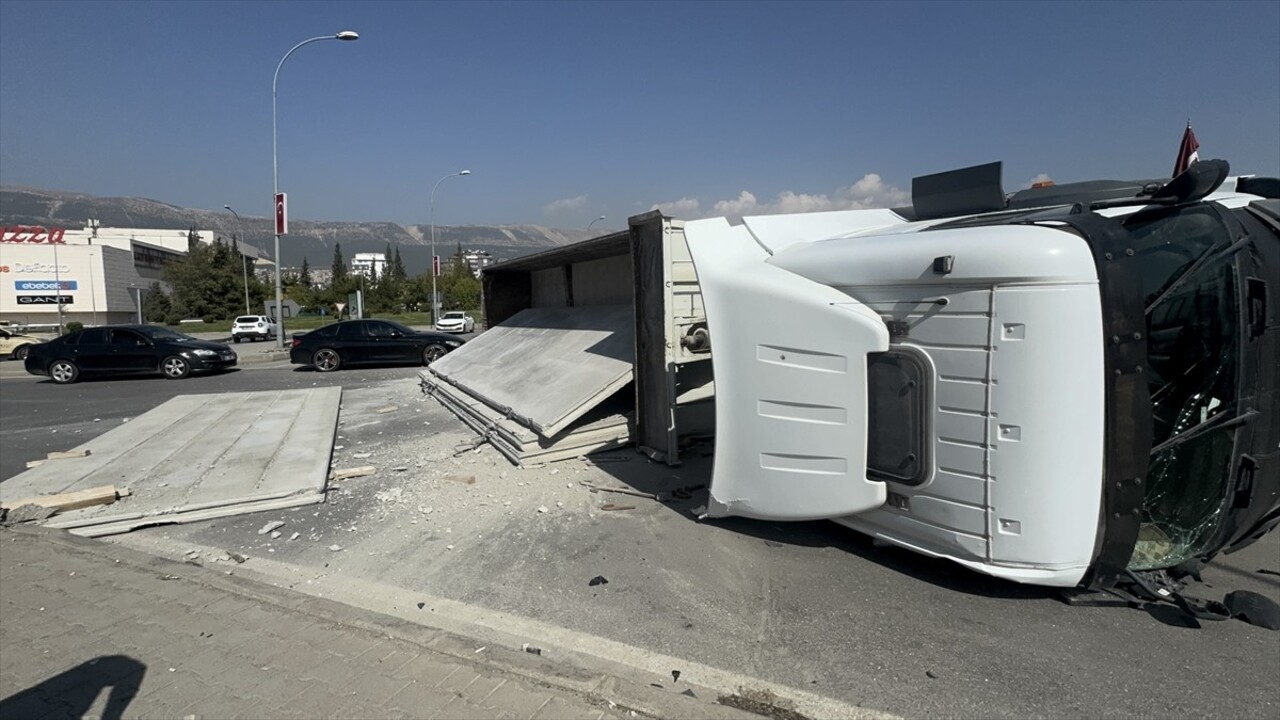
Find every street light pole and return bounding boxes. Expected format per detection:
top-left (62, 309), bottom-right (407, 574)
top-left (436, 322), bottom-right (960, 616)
top-left (273, 30), bottom-right (359, 349)
top-left (429, 170), bottom-right (471, 323)
top-left (224, 205), bottom-right (250, 314)
top-left (587, 215), bottom-right (606, 233)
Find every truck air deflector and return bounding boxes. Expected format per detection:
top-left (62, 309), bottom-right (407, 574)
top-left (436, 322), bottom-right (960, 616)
top-left (683, 217), bottom-right (889, 521)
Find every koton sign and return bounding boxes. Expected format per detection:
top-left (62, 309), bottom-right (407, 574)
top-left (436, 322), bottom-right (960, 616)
top-left (0, 226), bottom-right (67, 244)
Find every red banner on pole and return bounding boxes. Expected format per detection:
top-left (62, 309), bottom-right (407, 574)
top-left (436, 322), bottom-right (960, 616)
top-left (275, 193), bottom-right (288, 235)
top-left (433, 255), bottom-right (441, 276)
top-left (1172, 124), bottom-right (1200, 178)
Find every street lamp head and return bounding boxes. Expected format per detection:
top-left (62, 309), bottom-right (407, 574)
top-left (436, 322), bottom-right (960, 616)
top-left (459, 170), bottom-right (472, 176)
top-left (336, 31), bottom-right (359, 41)
top-left (223, 204), bottom-right (232, 211)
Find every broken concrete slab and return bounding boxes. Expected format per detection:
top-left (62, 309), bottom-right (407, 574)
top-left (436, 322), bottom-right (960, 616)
top-left (0, 388), bottom-right (341, 537)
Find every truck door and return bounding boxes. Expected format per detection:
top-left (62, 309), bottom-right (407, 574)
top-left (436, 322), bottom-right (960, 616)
top-left (684, 217), bottom-right (890, 520)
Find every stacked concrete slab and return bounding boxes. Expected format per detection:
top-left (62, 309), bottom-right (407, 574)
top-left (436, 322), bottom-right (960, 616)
top-left (420, 305), bottom-right (634, 465)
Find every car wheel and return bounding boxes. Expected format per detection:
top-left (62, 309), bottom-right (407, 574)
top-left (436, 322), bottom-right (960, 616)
top-left (162, 355), bottom-right (191, 379)
top-left (13, 344), bottom-right (31, 361)
top-left (422, 344), bottom-right (448, 365)
top-left (49, 360), bottom-right (79, 384)
top-left (313, 348), bottom-right (342, 372)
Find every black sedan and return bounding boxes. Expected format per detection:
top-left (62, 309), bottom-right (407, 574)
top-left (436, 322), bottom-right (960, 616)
top-left (289, 319), bottom-right (465, 372)
top-left (24, 325), bottom-right (237, 384)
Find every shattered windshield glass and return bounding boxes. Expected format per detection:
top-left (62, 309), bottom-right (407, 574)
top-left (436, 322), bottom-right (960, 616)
top-left (1125, 206), bottom-right (1240, 571)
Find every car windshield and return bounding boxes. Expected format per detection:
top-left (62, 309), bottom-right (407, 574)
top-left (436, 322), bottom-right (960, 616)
top-left (235, 316), bottom-right (261, 323)
top-left (1123, 205), bottom-right (1242, 571)
top-left (137, 327), bottom-right (198, 342)
top-left (444, 312), bottom-right (465, 319)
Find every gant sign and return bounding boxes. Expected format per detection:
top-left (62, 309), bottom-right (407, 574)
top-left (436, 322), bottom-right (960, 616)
top-left (0, 227), bottom-right (68, 244)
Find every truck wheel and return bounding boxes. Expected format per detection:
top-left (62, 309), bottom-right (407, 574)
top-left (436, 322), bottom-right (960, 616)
top-left (49, 360), bottom-right (80, 384)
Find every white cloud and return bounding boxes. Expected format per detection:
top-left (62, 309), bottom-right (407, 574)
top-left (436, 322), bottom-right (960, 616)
top-left (712, 191), bottom-right (757, 216)
top-left (650, 197), bottom-right (701, 217)
top-left (1023, 173), bottom-right (1054, 189)
top-left (543, 194), bottom-right (588, 215)
top-left (648, 173), bottom-right (911, 221)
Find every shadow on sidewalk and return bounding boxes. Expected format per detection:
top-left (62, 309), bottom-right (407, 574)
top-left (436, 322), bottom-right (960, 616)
top-left (0, 655), bottom-right (145, 720)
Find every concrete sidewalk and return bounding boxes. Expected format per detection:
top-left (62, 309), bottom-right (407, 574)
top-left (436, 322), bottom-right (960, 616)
top-left (0, 526), bottom-right (757, 720)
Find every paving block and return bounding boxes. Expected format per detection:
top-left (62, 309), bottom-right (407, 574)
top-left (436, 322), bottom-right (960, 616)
top-left (530, 696), bottom-right (606, 720)
top-left (389, 653), bottom-right (466, 686)
top-left (480, 680), bottom-right (556, 718)
top-left (384, 676), bottom-right (458, 717)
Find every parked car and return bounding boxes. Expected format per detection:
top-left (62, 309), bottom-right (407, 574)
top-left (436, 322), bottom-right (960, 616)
top-left (434, 311), bottom-right (476, 333)
top-left (24, 325), bottom-right (237, 384)
top-left (0, 327), bottom-right (51, 361)
top-left (289, 319), bottom-right (464, 372)
top-left (231, 315), bottom-right (279, 343)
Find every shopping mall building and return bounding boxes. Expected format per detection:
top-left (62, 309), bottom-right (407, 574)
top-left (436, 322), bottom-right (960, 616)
top-left (0, 224), bottom-right (269, 328)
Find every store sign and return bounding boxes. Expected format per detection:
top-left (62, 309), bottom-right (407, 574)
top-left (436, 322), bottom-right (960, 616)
top-left (2, 262), bottom-right (71, 274)
top-left (16, 295), bottom-right (73, 304)
top-left (15, 280), bottom-right (78, 291)
top-left (0, 226), bottom-right (67, 244)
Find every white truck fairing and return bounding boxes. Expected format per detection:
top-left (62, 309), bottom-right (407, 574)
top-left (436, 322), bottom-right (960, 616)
top-left (685, 215), bottom-right (1108, 586)
top-left (683, 217), bottom-right (890, 520)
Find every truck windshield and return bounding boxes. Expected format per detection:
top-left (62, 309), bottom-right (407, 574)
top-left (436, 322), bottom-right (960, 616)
top-left (1124, 205), bottom-right (1240, 570)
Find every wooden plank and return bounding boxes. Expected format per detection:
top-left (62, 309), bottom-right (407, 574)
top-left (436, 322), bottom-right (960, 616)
top-left (45, 449), bottom-right (92, 460)
top-left (330, 466), bottom-right (376, 481)
top-left (1, 485), bottom-right (125, 512)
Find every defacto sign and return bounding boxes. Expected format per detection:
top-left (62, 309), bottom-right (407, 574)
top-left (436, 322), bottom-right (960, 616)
top-left (2, 262), bottom-right (71, 274)
top-left (16, 295), bottom-right (73, 304)
top-left (15, 280), bottom-right (78, 291)
top-left (0, 227), bottom-right (68, 244)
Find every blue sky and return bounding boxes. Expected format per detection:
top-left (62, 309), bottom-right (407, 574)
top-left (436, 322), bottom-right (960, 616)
top-left (1, 1), bottom-right (1277, 230)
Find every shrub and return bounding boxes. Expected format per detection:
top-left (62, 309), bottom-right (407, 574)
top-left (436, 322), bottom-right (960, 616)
top-left (164, 314), bottom-right (183, 326)
top-left (202, 314), bottom-right (218, 324)
top-left (66, 321), bottom-right (84, 333)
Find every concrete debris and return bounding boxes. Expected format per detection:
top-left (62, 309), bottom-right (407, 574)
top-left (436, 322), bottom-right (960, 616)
top-left (329, 544), bottom-right (343, 552)
top-left (375, 488), bottom-right (404, 503)
top-left (417, 602), bottom-right (425, 610)
top-left (271, 531), bottom-right (282, 539)
top-left (392, 466), bottom-right (409, 472)
top-left (2, 504), bottom-right (58, 524)
top-left (672, 670), bottom-right (681, 682)
top-left (376, 406), bottom-right (398, 414)
top-left (258, 521), bottom-right (286, 535)
top-left (289, 532), bottom-right (300, 541)
top-left (927, 670), bottom-right (939, 679)
top-left (601, 503), bottom-right (635, 512)
top-left (521, 643), bottom-right (543, 656)
top-left (353, 452), bottom-right (372, 459)
top-left (227, 551), bottom-right (248, 564)
top-left (537, 506), bottom-right (549, 514)
top-left (445, 475), bottom-right (476, 485)
top-left (589, 575), bottom-right (608, 587)
top-left (446, 544), bottom-right (455, 550)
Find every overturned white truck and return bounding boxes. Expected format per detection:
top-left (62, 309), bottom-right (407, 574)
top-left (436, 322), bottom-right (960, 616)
top-left (424, 159), bottom-right (1278, 596)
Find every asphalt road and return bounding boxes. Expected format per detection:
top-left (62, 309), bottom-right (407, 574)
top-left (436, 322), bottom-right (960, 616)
top-left (2, 364), bottom-right (1278, 718)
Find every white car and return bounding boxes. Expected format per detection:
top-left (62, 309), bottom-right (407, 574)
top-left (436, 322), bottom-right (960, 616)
top-left (434, 311), bottom-right (475, 333)
top-left (0, 327), bottom-right (51, 360)
top-left (230, 315), bottom-right (278, 343)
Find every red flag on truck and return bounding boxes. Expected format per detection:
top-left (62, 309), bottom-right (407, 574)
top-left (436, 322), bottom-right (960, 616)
top-left (1173, 123), bottom-right (1200, 177)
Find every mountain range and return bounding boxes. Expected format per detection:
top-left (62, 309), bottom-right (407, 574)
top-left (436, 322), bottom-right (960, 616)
top-left (0, 186), bottom-right (599, 275)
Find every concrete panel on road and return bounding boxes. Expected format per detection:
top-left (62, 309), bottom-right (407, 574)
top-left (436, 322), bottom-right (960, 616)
top-left (0, 387), bottom-right (340, 536)
top-left (426, 305), bottom-right (634, 438)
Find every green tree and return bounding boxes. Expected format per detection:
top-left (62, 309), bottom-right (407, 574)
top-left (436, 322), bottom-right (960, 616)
top-left (300, 257), bottom-right (312, 287)
top-left (331, 243), bottom-right (347, 286)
